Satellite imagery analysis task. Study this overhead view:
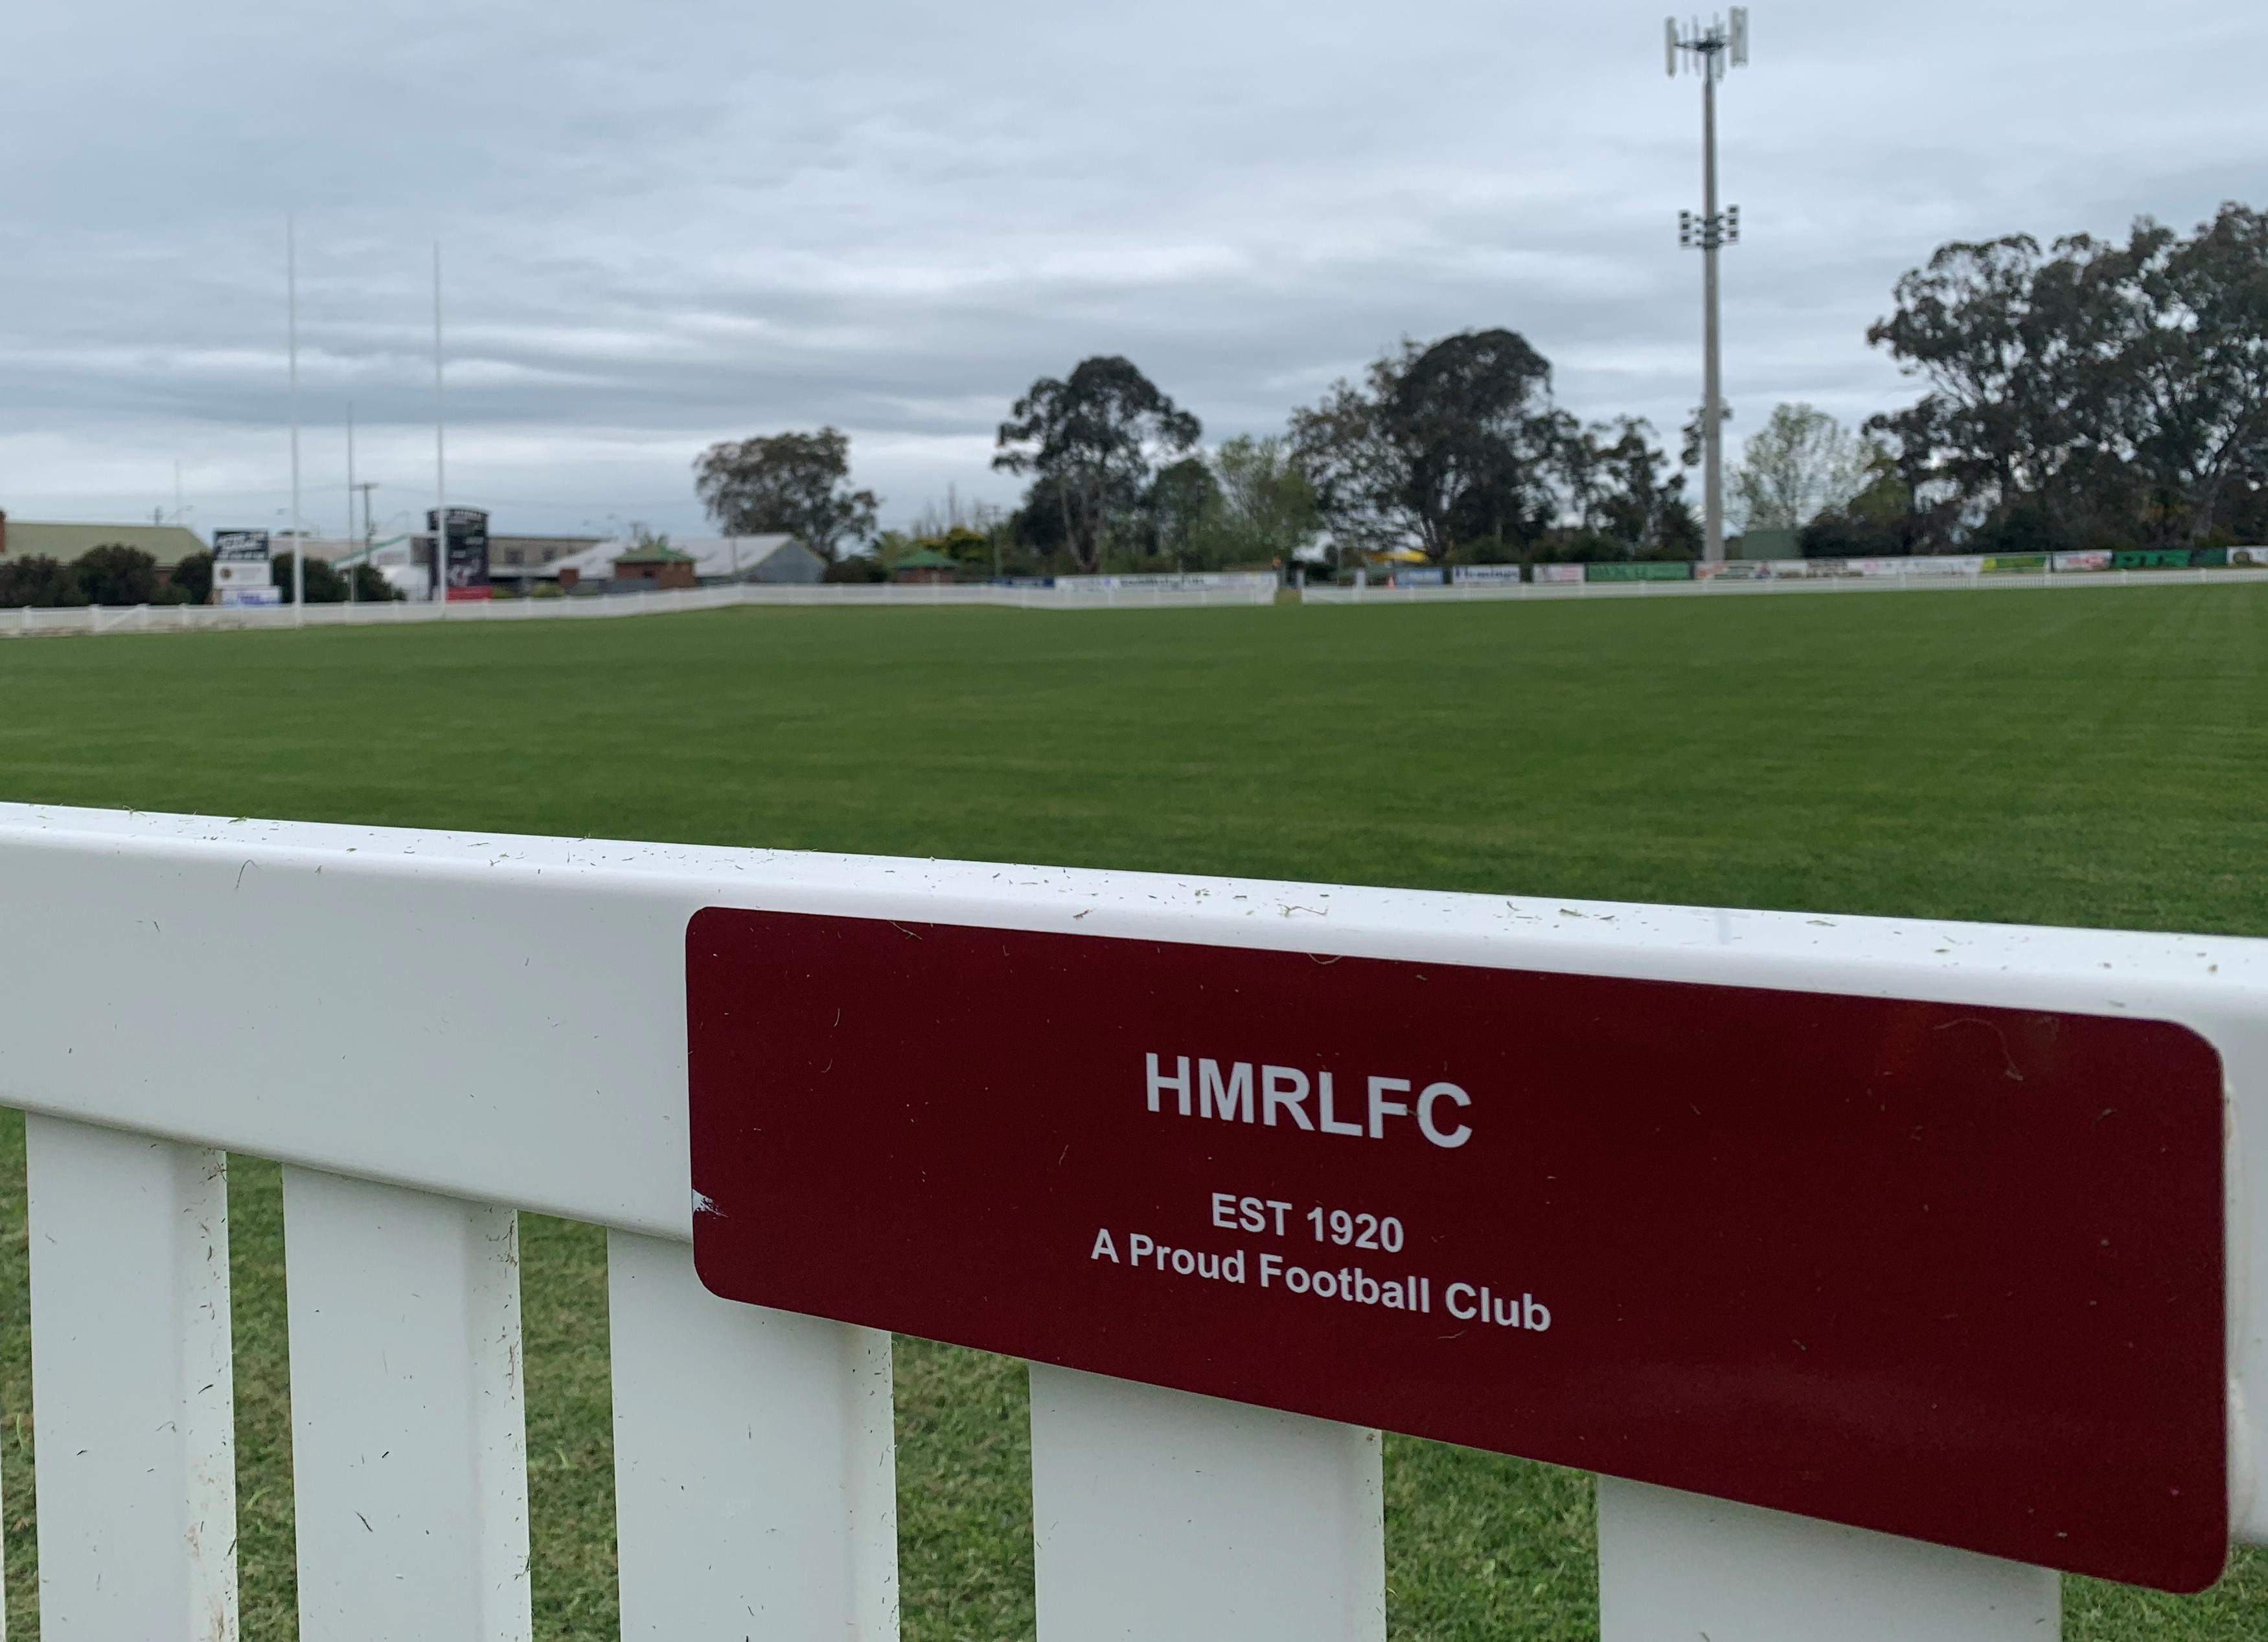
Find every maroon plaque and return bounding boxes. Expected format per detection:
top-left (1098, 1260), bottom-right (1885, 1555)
top-left (687, 908), bottom-right (2227, 1591)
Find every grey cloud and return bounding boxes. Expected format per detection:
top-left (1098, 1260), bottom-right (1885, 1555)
top-left (1, 0), bottom-right (2262, 535)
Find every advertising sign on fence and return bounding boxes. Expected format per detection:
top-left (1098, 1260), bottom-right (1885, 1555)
top-left (1053, 573), bottom-right (1276, 592)
top-left (427, 507), bottom-right (491, 601)
top-left (1390, 566), bottom-right (1444, 588)
top-left (1531, 563), bottom-right (1585, 583)
top-left (1585, 561), bottom-right (1692, 582)
top-left (688, 911), bottom-right (2227, 1592)
top-left (1450, 565), bottom-right (1524, 584)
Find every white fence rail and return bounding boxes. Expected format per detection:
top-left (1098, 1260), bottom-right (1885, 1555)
top-left (1307, 564), bottom-right (2268, 604)
top-left (0, 803), bottom-right (2259, 1640)
top-left (19, 579), bottom-right (1276, 640)
top-left (6, 562), bottom-right (2267, 641)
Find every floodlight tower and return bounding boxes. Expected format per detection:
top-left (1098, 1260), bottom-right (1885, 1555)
top-left (1667, 9), bottom-right (1748, 562)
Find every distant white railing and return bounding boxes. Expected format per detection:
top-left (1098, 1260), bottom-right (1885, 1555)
top-left (10, 578), bottom-right (1275, 640)
top-left (0, 804), bottom-right (2259, 1640)
top-left (1306, 564), bottom-right (2268, 604)
top-left (9, 562), bottom-right (2267, 640)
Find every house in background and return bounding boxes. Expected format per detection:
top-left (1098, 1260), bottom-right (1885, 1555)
top-left (891, 548), bottom-right (958, 584)
top-left (608, 541), bottom-right (698, 589)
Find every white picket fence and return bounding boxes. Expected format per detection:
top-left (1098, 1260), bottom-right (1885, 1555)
top-left (4, 561), bottom-right (2265, 642)
top-left (22, 578), bottom-right (1276, 640)
top-left (1307, 564), bottom-right (2268, 603)
top-left (0, 802), bottom-right (2260, 1641)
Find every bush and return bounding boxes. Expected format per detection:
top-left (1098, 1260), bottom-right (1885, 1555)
top-left (73, 544), bottom-right (161, 607)
top-left (270, 553), bottom-right (371, 604)
top-left (349, 563), bottom-right (399, 601)
top-left (0, 555), bottom-right (88, 607)
top-left (171, 551), bottom-right (214, 605)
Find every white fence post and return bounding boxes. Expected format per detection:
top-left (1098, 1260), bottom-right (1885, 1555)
top-left (25, 1115), bottom-right (237, 1641)
top-left (606, 1231), bottom-right (897, 1638)
top-left (281, 1166), bottom-right (531, 1642)
top-left (1029, 1365), bottom-right (1384, 1642)
top-left (1596, 1477), bottom-right (2059, 1641)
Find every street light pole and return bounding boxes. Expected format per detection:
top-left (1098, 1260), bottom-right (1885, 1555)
top-left (1667, 10), bottom-right (1748, 562)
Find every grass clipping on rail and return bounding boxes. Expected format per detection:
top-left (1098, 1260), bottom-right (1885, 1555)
top-left (0, 586), bottom-right (2260, 1638)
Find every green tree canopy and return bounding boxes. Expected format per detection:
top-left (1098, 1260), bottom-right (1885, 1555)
top-left (994, 356), bottom-right (1201, 573)
top-left (74, 544), bottom-right (161, 606)
top-left (1731, 404), bottom-right (1874, 532)
top-left (1290, 329), bottom-right (1563, 562)
top-left (1868, 202), bottom-right (2268, 547)
top-left (694, 428), bottom-right (880, 561)
top-left (1204, 435), bottom-right (1319, 565)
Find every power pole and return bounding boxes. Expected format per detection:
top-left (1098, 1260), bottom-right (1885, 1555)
top-left (1667, 10), bottom-right (1748, 562)
top-left (288, 213), bottom-right (306, 616)
top-left (433, 243), bottom-right (448, 603)
top-left (345, 402), bottom-right (358, 604)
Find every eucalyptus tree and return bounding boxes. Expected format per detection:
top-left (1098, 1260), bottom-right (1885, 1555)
top-left (694, 427), bottom-right (880, 561)
top-left (994, 357), bottom-right (1200, 572)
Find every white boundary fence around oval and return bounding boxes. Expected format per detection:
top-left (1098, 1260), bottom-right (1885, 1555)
top-left (3, 561), bottom-right (2265, 641)
top-left (0, 802), bottom-right (2259, 1641)
top-left (1307, 563), bottom-right (2268, 604)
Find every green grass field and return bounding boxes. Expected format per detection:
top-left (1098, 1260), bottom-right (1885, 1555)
top-left (0, 586), bottom-right (2261, 1639)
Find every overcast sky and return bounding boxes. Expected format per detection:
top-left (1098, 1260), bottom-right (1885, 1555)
top-left (3, 1), bottom-right (2262, 542)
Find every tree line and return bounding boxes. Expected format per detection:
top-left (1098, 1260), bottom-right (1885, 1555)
top-left (0, 547), bottom-right (395, 608)
top-left (691, 200), bottom-right (2268, 572)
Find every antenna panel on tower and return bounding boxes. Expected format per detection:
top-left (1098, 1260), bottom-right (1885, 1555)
top-left (1730, 7), bottom-right (1749, 65)
top-left (1666, 17), bottom-right (1680, 76)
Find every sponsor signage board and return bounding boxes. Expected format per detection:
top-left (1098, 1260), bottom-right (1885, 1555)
top-left (211, 529), bottom-right (274, 600)
top-left (1451, 565), bottom-right (1524, 584)
top-left (428, 507), bottom-right (491, 601)
top-left (1585, 561), bottom-right (1693, 582)
top-left (687, 910), bottom-right (2227, 1591)
top-left (1053, 573), bottom-right (1276, 592)
top-left (212, 528), bottom-right (271, 564)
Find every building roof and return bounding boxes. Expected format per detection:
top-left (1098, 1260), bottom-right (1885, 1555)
top-left (546, 534), bottom-right (812, 581)
top-left (0, 520), bottom-right (209, 568)
top-left (612, 541), bottom-right (697, 564)
top-left (893, 548), bottom-right (959, 570)
top-left (679, 535), bottom-right (808, 579)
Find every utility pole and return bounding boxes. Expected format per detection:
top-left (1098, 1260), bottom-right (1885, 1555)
top-left (433, 242), bottom-right (448, 603)
top-left (352, 485), bottom-right (380, 556)
top-left (288, 213), bottom-right (306, 616)
top-left (345, 401), bottom-right (358, 605)
top-left (1667, 10), bottom-right (1748, 562)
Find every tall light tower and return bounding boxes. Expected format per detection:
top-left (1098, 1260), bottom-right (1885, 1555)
top-left (1667, 9), bottom-right (1748, 562)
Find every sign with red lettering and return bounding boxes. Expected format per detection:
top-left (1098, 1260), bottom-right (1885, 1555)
top-left (687, 909), bottom-right (2227, 1591)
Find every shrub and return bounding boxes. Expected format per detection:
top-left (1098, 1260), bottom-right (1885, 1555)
top-left (74, 544), bottom-right (161, 607)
